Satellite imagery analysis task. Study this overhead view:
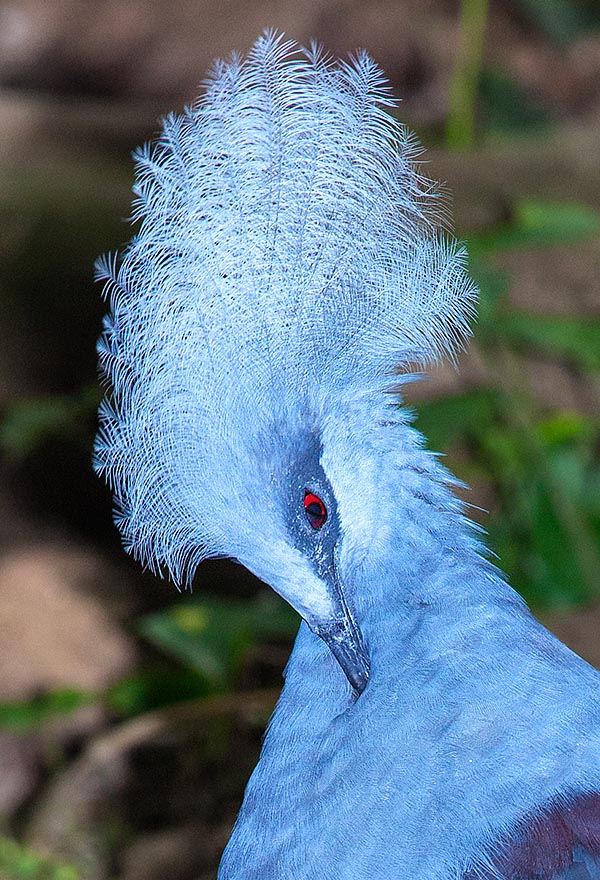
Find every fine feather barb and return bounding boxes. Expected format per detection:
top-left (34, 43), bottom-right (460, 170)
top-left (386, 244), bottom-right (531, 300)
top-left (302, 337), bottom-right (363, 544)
top-left (94, 31), bottom-right (478, 584)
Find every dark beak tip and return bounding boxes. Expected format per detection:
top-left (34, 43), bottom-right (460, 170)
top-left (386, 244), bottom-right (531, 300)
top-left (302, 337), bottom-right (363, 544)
top-left (312, 617), bottom-right (370, 696)
top-left (350, 665), bottom-right (370, 697)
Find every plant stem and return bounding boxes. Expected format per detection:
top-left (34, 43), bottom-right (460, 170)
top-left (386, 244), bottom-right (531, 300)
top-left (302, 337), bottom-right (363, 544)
top-left (446, 0), bottom-right (490, 150)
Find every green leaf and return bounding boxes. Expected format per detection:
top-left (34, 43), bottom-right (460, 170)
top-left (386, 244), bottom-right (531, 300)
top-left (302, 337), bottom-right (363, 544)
top-left (498, 313), bottom-right (600, 372)
top-left (0, 689), bottom-right (92, 732)
top-left (106, 665), bottom-right (212, 717)
top-left (138, 594), bottom-right (299, 691)
top-left (537, 411), bottom-right (591, 445)
top-left (470, 200), bottom-right (600, 254)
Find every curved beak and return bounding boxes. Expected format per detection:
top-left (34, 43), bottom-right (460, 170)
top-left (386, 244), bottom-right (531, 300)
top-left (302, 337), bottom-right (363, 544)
top-left (312, 613), bottom-right (370, 695)
top-left (311, 568), bottom-right (370, 696)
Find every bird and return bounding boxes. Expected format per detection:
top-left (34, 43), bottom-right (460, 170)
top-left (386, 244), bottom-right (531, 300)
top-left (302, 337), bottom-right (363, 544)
top-left (94, 31), bottom-right (600, 880)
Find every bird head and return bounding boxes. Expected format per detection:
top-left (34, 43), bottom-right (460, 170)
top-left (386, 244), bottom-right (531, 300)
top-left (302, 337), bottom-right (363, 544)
top-left (94, 32), bottom-right (476, 695)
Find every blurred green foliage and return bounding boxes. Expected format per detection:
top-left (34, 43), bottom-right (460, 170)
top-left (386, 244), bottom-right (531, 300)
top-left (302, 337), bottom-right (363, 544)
top-left (104, 593), bottom-right (298, 716)
top-left (0, 689), bottom-right (92, 731)
top-left (0, 837), bottom-right (79, 880)
top-left (471, 200), bottom-right (600, 252)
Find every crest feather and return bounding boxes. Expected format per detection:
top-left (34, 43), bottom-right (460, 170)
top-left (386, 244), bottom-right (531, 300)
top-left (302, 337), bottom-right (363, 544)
top-left (95, 31), bottom-right (477, 583)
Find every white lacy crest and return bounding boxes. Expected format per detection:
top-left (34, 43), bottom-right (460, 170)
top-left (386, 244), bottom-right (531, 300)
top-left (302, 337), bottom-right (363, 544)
top-left (94, 31), bottom-right (477, 584)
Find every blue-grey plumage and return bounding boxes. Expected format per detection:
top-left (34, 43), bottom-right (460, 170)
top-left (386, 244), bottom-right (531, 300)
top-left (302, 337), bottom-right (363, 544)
top-left (95, 31), bottom-right (600, 880)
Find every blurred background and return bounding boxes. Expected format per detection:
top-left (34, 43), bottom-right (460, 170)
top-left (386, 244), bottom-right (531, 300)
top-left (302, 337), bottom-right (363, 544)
top-left (0, 1), bottom-right (599, 877)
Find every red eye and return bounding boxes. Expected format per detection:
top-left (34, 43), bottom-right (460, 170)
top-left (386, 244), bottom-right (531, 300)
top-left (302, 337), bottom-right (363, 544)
top-left (304, 490), bottom-right (327, 530)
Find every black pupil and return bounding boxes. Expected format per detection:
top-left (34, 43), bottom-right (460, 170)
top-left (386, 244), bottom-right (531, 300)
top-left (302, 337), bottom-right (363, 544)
top-left (305, 494), bottom-right (326, 529)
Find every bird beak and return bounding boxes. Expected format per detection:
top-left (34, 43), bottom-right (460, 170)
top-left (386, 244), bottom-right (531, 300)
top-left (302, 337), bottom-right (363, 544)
top-left (312, 613), bottom-right (370, 695)
top-left (311, 568), bottom-right (370, 696)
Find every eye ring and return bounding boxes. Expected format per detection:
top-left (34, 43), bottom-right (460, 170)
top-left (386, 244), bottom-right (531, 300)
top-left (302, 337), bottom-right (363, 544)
top-left (304, 490), bottom-right (327, 530)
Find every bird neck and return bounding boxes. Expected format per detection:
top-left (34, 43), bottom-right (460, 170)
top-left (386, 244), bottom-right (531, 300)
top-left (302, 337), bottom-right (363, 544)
top-left (323, 394), bottom-right (522, 643)
top-left (351, 439), bottom-right (518, 662)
